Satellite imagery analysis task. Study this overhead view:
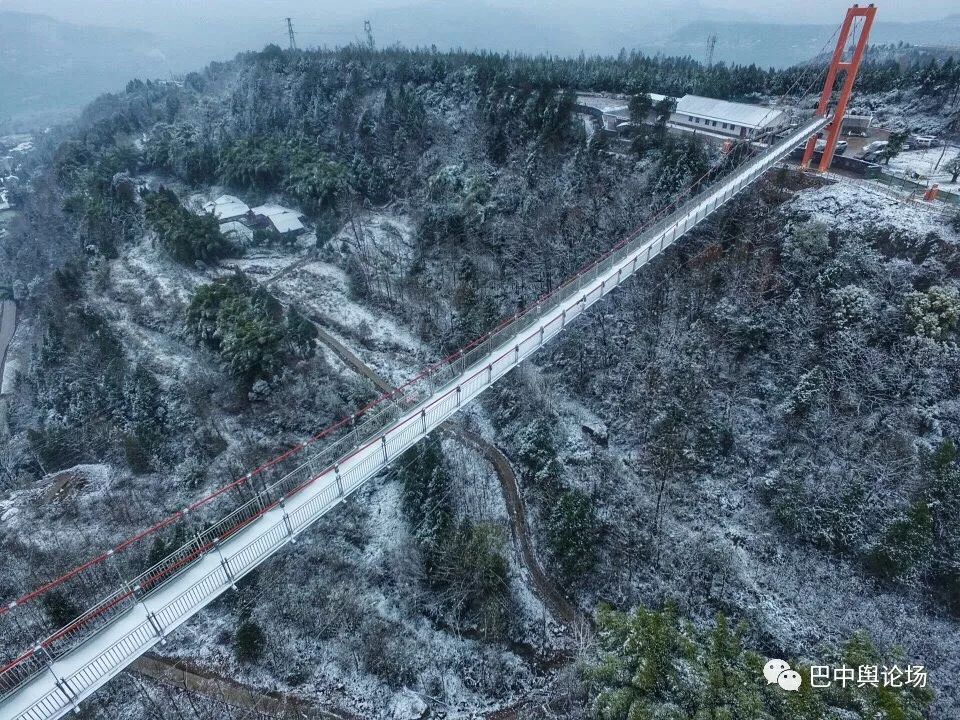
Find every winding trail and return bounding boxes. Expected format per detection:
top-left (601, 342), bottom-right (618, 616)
top-left (305, 316), bottom-right (578, 626)
top-left (305, 317), bottom-right (583, 720)
top-left (133, 311), bottom-right (575, 720)
top-left (454, 429), bottom-right (578, 626)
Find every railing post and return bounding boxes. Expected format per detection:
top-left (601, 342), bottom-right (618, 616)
top-left (134, 585), bottom-right (167, 644)
top-left (35, 643), bottom-right (81, 713)
top-left (145, 610), bottom-right (165, 643)
top-left (49, 669), bottom-right (80, 715)
top-left (212, 541), bottom-right (237, 591)
top-left (279, 498), bottom-right (297, 543)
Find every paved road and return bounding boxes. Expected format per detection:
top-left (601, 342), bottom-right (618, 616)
top-left (0, 299), bottom-right (16, 434)
top-left (0, 299), bottom-right (16, 387)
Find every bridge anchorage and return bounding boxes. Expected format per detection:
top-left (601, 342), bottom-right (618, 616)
top-left (0, 8), bottom-right (874, 719)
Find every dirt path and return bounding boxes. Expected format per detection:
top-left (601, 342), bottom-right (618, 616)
top-left (304, 318), bottom-right (577, 623)
top-left (454, 429), bottom-right (578, 626)
top-left (306, 319), bottom-right (584, 717)
top-left (131, 654), bottom-right (359, 719)
top-left (135, 314), bottom-right (575, 720)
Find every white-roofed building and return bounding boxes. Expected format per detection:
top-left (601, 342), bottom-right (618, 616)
top-left (202, 195), bottom-right (250, 222)
top-left (219, 220), bottom-right (255, 246)
top-left (672, 95), bottom-right (789, 139)
top-left (250, 204), bottom-right (305, 235)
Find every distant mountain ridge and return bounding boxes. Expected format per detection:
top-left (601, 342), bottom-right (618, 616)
top-left (0, 11), bottom-right (170, 128)
top-left (659, 15), bottom-right (960, 68)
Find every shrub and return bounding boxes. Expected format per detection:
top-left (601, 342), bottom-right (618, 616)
top-left (906, 285), bottom-right (960, 340)
top-left (546, 489), bottom-right (598, 583)
top-left (234, 619), bottom-right (266, 664)
top-left (186, 274), bottom-right (315, 388)
top-left (145, 188), bottom-right (231, 264)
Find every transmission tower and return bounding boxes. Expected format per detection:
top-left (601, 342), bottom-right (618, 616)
top-left (705, 34), bottom-right (718, 67)
top-left (286, 17), bottom-right (298, 50)
top-left (364, 20), bottom-right (375, 50)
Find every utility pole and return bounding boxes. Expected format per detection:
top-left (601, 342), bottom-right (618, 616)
top-left (364, 19), bottom-right (375, 50)
top-left (705, 34), bottom-right (717, 67)
top-left (286, 17), bottom-right (297, 51)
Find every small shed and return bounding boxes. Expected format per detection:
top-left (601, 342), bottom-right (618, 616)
top-left (250, 204), bottom-right (305, 235)
top-left (841, 114), bottom-right (872, 136)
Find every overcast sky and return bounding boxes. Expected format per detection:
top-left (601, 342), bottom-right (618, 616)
top-left (1, 0), bottom-right (956, 77)
top-left (2, 0), bottom-right (957, 32)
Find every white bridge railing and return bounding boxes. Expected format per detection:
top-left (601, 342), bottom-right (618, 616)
top-left (0, 116), bottom-right (828, 720)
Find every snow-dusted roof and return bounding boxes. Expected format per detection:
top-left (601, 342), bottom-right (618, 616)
top-left (203, 195), bottom-right (250, 221)
top-left (219, 220), bottom-right (254, 243)
top-left (576, 94), bottom-right (629, 114)
top-left (251, 204), bottom-right (305, 234)
top-left (676, 95), bottom-right (786, 129)
top-left (251, 203), bottom-right (295, 218)
top-left (268, 212), bottom-right (305, 234)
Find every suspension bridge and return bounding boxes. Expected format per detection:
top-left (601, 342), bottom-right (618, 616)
top-left (0, 6), bottom-right (878, 719)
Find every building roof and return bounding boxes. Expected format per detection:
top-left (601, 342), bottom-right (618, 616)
top-left (250, 203), bottom-right (294, 218)
top-left (268, 212), bottom-right (305, 234)
top-left (252, 204), bottom-right (304, 230)
top-left (203, 195), bottom-right (250, 221)
top-left (251, 204), bottom-right (305, 233)
top-left (675, 95), bottom-right (786, 129)
top-left (219, 220), bottom-right (254, 244)
top-left (576, 94), bottom-right (630, 114)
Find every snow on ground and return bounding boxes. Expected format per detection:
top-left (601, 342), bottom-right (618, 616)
top-left (159, 472), bottom-right (541, 719)
top-left (576, 94), bottom-right (629, 114)
top-left (81, 208), bottom-right (552, 717)
top-left (787, 177), bottom-right (959, 241)
top-left (581, 115), bottom-right (596, 142)
top-left (885, 145), bottom-right (960, 193)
